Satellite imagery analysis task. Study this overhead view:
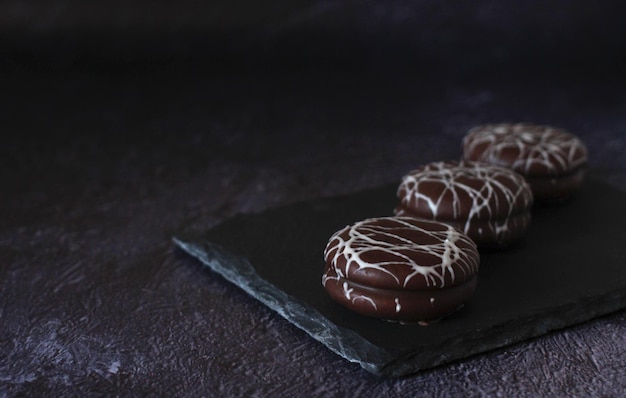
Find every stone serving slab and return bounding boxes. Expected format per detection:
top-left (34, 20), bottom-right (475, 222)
top-left (173, 176), bottom-right (626, 377)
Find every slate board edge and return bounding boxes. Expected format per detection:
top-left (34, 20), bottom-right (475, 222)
top-left (172, 174), bottom-right (626, 377)
top-left (390, 288), bottom-right (626, 377)
top-left (172, 237), bottom-right (395, 375)
top-left (173, 235), bottom-right (626, 377)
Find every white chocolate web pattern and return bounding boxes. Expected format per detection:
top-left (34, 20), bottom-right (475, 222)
top-left (322, 217), bottom-right (479, 292)
top-left (463, 123), bottom-right (588, 176)
top-left (396, 161), bottom-right (533, 241)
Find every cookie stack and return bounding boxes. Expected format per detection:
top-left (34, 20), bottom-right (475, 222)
top-left (322, 123), bottom-right (588, 324)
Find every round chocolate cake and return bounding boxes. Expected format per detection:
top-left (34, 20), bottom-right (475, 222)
top-left (462, 123), bottom-right (588, 201)
top-left (322, 217), bottom-right (480, 323)
top-left (395, 161), bottom-right (534, 248)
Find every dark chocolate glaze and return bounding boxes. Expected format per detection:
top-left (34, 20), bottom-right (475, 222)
top-left (462, 123), bottom-right (588, 201)
top-left (323, 217), bottom-right (479, 322)
top-left (396, 161), bottom-right (533, 247)
top-left (324, 265), bottom-right (478, 322)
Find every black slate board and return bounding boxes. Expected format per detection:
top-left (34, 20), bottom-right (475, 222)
top-left (174, 176), bottom-right (626, 377)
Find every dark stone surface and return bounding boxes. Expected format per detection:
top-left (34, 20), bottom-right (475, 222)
top-left (2, 1), bottom-right (626, 395)
top-left (174, 176), bottom-right (626, 376)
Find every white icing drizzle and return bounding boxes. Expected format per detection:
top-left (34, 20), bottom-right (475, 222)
top-left (321, 271), bottom-right (379, 310)
top-left (342, 281), bottom-right (352, 300)
top-left (395, 298), bottom-right (401, 313)
top-left (463, 123), bottom-right (588, 175)
top-left (323, 217), bottom-right (478, 289)
top-left (340, 281), bottom-right (377, 309)
top-left (396, 161), bottom-right (533, 239)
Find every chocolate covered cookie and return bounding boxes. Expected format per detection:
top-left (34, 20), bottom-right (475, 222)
top-left (322, 217), bottom-right (479, 323)
top-left (396, 161), bottom-right (533, 248)
top-left (462, 123), bottom-right (588, 201)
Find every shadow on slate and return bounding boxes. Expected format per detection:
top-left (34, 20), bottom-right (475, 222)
top-left (173, 175), bottom-right (626, 377)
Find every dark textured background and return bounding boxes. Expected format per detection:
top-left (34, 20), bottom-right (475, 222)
top-left (2, 1), bottom-right (626, 396)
